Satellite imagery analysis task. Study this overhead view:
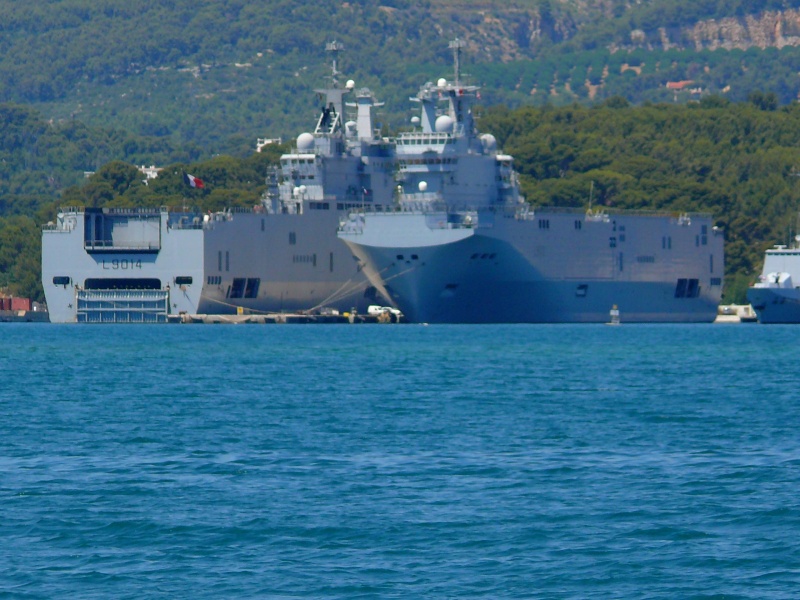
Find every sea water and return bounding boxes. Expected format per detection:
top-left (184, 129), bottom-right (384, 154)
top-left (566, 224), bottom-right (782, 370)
top-left (2, 323), bottom-right (799, 598)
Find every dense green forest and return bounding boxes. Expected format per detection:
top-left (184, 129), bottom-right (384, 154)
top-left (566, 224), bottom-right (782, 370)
top-left (5, 1), bottom-right (800, 306)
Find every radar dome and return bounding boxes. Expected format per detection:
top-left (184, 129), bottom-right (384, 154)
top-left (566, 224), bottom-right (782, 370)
top-left (437, 78), bottom-right (447, 88)
top-left (296, 132), bottom-right (314, 151)
top-left (418, 181), bottom-right (428, 192)
top-left (480, 134), bottom-right (497, 151)
top-left (435, 115), bottom-right (454, 133)
top-left (411, 116), bottom-right (420, 126)
top-left (346, 79), bottom-right (355, 90)
top-left (345, 121), bottom-right (357, 136)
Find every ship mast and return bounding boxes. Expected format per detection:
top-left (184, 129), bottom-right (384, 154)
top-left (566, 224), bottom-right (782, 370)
top-left (326, 40), bottom-right (344, 88)
top-left (315, 41), bottom-right (349, 135)
top-left (449, 38), bottom-right (465, 87)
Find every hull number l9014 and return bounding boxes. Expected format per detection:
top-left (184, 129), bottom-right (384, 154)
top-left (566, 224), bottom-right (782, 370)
top-left (102, 259), bottom-right (143, 270)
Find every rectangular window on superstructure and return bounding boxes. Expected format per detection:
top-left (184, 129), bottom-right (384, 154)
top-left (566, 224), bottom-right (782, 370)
top-left (675, 278), bottom-right (688, 298)
top-left (229, 278), bottom-right (246, 299)
top-left (289, 232), bottom-right (296, 245)
top-left (687, 278), bottom-right (699, 298)
top-left (245, 278), bottom-right (260, 298)
top-left (218, 251), bottom-right (222, 272)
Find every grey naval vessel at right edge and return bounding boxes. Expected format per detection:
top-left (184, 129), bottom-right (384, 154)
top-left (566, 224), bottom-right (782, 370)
top-left (746, 241), bottom-right (800, 323)
top-left (338, 40), bottom-right (725, 323)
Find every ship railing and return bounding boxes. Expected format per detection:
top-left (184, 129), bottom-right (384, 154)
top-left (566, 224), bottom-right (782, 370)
top-left (341, 202), bottom-right (717, 226)
top-left (84, 241), bottom-right (161, 251)
top-left (510, 205), bottom-right (718, 221)
top-left (42, 222), bottom-right (68, 232)
top-left (528, 205), bottom-right (715, 219)
top-left (170, 215), bottom-right (206, 230)
top-left (56, 206), bottom-right (87, 214)
top-left (100, 206), bottom-right (165, 216)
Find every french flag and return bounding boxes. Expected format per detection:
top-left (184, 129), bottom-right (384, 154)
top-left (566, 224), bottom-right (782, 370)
top-left (184, 173), bottom-right (205, 189)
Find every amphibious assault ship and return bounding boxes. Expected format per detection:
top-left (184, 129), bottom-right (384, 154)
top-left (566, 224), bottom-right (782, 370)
top-left (338, 40), bottom-right (725, 323)
top-left (42, 43), bottom-right (396, 323)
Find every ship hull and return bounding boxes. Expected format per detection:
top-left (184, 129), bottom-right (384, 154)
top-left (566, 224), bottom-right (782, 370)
top-left (341, 209), bottom-right (724, 323)
top-left (746, 287), bottom-right (800, 324)
top-left (43, 208), bottom-right (380, 323)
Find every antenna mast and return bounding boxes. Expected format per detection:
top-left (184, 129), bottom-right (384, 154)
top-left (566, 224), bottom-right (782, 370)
top-left (449, 38), bottom-right (465, 86)
top-left (326, 40), bottom-right (344, 87)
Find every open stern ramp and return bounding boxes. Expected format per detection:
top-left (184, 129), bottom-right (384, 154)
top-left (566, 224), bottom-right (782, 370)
top-left (77, 289), bottom-right (169, 323)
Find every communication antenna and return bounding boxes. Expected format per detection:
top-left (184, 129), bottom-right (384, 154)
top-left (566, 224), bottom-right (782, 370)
top-left (326, 40), bottom-right (344, 87)
top-left (449, 38), bottom-right (465, 86)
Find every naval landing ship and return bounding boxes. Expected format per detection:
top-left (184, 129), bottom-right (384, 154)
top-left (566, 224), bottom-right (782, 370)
top-left (338, 40), bottom-right (725, 323)
top-left (42, 43), bottom-right (396, 323)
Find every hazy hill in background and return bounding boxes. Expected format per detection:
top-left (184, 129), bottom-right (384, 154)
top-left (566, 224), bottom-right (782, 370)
top-left (3, 0), bottom-right (800, 154)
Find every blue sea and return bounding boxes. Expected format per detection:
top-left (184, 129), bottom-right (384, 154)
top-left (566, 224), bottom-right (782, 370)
top-left (3, 323), bottom-right (800, 598)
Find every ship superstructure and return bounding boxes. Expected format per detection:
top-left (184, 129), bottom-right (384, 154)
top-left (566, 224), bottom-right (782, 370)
top-left (338, 40), bottom-right (725, 323)
top-left (42, 42), bottom-right (395, 323)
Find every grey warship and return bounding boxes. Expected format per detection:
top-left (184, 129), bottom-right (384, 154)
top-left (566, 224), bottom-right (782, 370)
top-left (42, 43), bottom-right (396, 323)
top-left (746, 240), bottom-right (800, 323)
top-left (338, 40), bottom-right (725, 323)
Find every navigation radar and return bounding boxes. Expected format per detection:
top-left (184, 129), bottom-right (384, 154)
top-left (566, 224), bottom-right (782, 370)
top-left (435, 115), bottom-right (454, 133)
top-left (481, 134), bottom-right (497, 151)
top-left (297, 132), bottom-right (314, 151)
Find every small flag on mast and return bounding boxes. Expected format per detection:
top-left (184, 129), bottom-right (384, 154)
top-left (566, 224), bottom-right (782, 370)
top-left (183, 173), bottom-right (204, 189)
